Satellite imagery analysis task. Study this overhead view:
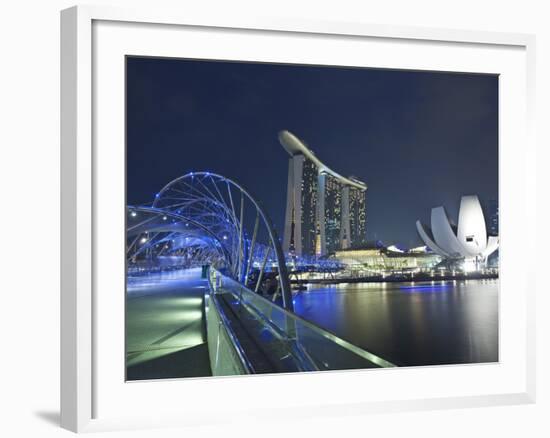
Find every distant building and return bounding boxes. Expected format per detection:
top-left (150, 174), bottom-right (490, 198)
top-left (486, 199), bottom-right (499, 236)
top-left (280, 130), bottom-right (367, 257)
top-left (333, 245), bottom-right (441, 271)
top-left (416, 195), bottom-right (499, 269)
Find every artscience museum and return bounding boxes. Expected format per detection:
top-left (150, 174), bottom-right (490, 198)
top-left (416, 195), bottom-right (499, 270)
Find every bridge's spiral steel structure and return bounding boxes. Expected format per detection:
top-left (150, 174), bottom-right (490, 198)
top-left (127, 172), bottom-right (293, 310)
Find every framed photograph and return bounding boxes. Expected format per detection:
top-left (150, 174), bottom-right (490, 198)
top-left (61, 5), bottom-right (536, 432)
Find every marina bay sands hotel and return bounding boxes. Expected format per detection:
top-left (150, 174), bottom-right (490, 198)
top-left (279, 130), bottom-right (367, 257)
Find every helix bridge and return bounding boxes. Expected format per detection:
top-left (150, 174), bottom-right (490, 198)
top-left (127, 171), bottom-right (293, 309)
top-left (126, 172), bottom-right (394, 379)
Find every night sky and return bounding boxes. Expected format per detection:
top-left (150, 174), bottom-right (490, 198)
top-left (126, 57), bottom-right (498, 247)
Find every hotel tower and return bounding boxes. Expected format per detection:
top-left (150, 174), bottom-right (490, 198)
top-left (279, 130), bottom-right (367, 257)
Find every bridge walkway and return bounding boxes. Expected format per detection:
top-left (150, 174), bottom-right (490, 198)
top-left (126, 267), bottom-right (212, 380)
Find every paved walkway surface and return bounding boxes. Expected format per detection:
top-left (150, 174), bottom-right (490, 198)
top-left (126, 268), bottom-right (212, 380)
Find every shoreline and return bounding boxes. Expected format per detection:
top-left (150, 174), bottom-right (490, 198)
top-left (290, 272), bottom-right (499, 285)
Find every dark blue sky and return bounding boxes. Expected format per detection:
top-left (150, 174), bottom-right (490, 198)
top-left (126, 57), bottom-right (498, 247)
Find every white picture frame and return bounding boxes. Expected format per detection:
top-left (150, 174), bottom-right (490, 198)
top-left (60, 4), bottom-right (536, 433)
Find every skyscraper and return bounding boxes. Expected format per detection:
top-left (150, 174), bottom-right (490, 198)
top-left (486, 199), bottom-right (499, 236)
top-left (280, 130), bottom-right (367, 257)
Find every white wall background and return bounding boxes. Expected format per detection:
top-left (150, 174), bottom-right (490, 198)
top-left (0, 0), bottom-right (547, 437)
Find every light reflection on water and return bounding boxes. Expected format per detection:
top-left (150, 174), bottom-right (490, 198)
top-left (293, 279), bottom-right (498, 366)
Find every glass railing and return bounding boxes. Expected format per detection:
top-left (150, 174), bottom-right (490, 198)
top-left (208, 268), bottom-right (395, 372)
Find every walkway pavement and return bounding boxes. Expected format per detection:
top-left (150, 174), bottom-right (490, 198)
top-left (126, 268), bottom-right (212, 380)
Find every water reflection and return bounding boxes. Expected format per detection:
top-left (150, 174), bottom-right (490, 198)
top-left (293, 279), bottom-right (498, 366)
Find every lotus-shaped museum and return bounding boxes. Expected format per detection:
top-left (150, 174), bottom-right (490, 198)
top-left (416, 195), bottom-right (498, 265)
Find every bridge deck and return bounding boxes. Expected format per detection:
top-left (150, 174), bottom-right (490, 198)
top-left (126, 268), bottom-right (212, 380)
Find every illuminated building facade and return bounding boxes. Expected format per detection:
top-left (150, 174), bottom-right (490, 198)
top-left (486, 199), bottom-right (499, 236)
top-left (333, 247), bottom-right (441, 271)
top-left (346, 185), bottom-right (367, 249)
top-left (319, 173), bottom-right (342, 254)
top-left (280, 130), bottom-right (367, 256)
